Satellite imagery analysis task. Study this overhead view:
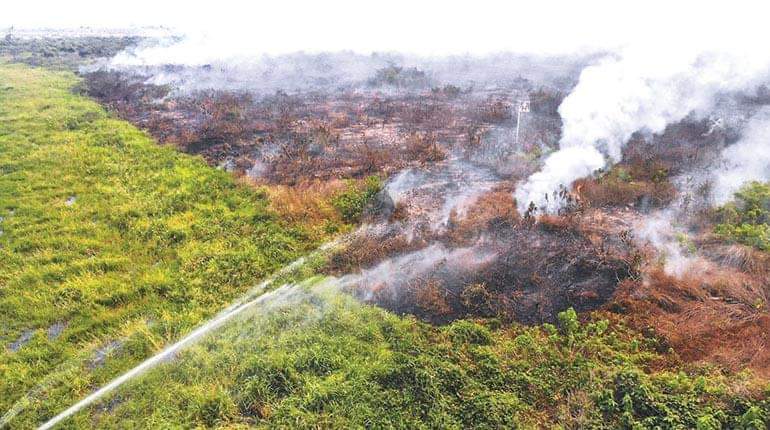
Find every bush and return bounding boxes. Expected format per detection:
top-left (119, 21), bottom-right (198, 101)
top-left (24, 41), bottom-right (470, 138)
top-left (331, 176), bottom-right (382, 223)
top-left (447, 320), bottom-right (493, 346)
top-left (460, 283), bottom-right (495, 317)
top-left (557, 307), bottom-right (580, 337)
top-left (715, 182), bottom-right (770, 250)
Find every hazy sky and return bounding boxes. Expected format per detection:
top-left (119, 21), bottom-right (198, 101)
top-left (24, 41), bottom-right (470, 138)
top-left (3, 0), bottom-right (767, 55)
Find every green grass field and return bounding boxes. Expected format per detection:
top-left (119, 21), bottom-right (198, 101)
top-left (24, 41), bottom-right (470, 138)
top-left (0, 63), bottom-right (331, 426)
top-left (1, 64), bottom-right (769, 429)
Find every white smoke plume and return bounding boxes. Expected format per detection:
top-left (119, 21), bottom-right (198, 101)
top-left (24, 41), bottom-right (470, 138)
top-left (635, 211), bottom-right (699, 277)
top-left (516, 44), bottom-right (770, 213)
top-left (712, 107), bottom-right (770, 204)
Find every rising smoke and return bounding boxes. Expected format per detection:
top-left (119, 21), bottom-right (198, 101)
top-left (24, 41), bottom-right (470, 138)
top-left (516, 45), bottom-right (770, 213)
top-left (712, 106), bottom-right (770, 204)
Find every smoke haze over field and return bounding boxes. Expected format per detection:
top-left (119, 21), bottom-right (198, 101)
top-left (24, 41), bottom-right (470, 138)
top-left (6, 3), bottom-right (770, 428)
top-left (5, 0), bottom-right (770, 276)
top-left (11, 0), bottom-right (763, 214)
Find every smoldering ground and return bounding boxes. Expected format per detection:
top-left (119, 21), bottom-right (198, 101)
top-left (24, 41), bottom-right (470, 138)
top-left (74, 31), bottom-right (770, 336)
top-left (16, 27), bottom-right (770, 412)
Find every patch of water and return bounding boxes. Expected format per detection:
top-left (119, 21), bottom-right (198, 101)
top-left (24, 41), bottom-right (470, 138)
top-left (46, 322), bottom-right (67, 340)
top-left (88, 340), bottom-right (123, 370)
top-left (8, 329), bottom-right (34, 352)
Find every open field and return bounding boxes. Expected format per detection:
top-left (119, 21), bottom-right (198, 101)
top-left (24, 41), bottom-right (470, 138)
top-left (1, 62), bottom-right (769, 430)
top-left (2, 15), bottom-right (770, 428)
top-left (0, 63), bottom-right (341, 426)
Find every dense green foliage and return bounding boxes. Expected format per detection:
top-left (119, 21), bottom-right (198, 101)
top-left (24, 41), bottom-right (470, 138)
top-left (715, 182), bottom-right (770, 250)
top-left (0, 64), bottom-right (328, 422)
top-left (19, 281), bottom-right (769, 429)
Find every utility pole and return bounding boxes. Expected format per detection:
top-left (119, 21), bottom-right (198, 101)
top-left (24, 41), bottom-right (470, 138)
top-left (515, 99), bottom-right (530, 146)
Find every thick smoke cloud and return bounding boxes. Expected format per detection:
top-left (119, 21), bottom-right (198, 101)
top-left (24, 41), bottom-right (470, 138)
top-left (516, 45), bottom-right (770, 213)
top-left (712, 107), bottom-right (770, 204)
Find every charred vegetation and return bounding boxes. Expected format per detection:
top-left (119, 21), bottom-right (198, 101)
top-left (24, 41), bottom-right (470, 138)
top-left (66, 56), bottom-right (770, 377)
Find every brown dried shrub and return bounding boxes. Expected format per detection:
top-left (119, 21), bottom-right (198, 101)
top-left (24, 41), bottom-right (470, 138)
top-left (268, 136), bottom-right (317, 184)
top-left (473, 98), bottom-right (511, 123)
top-left (324, 231), bottom-right (424, 275)
top-left (413, 279), bottom-right (453, 317)
top-left (405, 132), bottom-right (446, 165)
top-left (447, 188), bottom-right (519, 242)
top-left (357, 139), bottom-right (390, 176)
top-left (390, 202), bottom-right (409, 222)
top-left (699, 239), bottom-right (770, 277)
top-left (194, 92), bottom-right (256, 143)
top-left (575, 175), bottom-right (676, 208)
top-left (613, 262), bottom-right (770, 376)
top-left (538, 215), bottom-right (575, 232)
top-left (460, 283), bottom-right (496, 317)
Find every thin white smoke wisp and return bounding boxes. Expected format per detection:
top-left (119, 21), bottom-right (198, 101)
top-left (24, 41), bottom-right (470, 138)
top-left (515, 44), bottom-right (770, 214)
top-left (627, 105), bottom-right (770, 278)
top-left (635, 210), bottom-right (699, 277)
top-left (340, 242), bottom-right (498, 302)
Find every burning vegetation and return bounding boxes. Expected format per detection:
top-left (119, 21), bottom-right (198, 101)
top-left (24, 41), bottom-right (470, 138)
top-left (2, 33), bottom-right (770, 429)
top-left (53, 41), bottom-right (770, 377)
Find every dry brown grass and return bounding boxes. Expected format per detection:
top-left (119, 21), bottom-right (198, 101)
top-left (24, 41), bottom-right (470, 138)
top-left (459, 283), bottom-right (496, 317)
top-left (538, 214), bottom-right (575, 232)
top-left (700, 239), bottom-right (770, 277)
top-left (245, 178), bottom-right (346, 237)
top-left (405, 132), bottom-right (446, 165)
top-left (447, 187), bottom-right (519, 242)
top-left (413, 279), bottom-right (453, 317)
top-left (613, 261), bottom-right (770, 376)
top-left (324, 230), bottom-right (427, 275)
top-left (472, 97), bottom-right (512, 123)
top-left (575, 176), bottom-right (676, 209)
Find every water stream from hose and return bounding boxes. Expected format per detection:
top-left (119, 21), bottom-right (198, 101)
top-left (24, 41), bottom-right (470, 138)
top-left (34, 239), bottom-right (342, 430)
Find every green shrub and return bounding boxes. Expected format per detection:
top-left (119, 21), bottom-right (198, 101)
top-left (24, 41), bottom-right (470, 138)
top-left (715, 182), bottom-right (770, 250)
top-left (461, 392), bottom-right (525, 429)
top-left (557, 307), bottom-right (580, 337)
top-left (447, 320), bottom-right (493, 345)
top-left (331, 176), bottom-right (382, 223)
top-left (739, 406), bottom-right (768, 430)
